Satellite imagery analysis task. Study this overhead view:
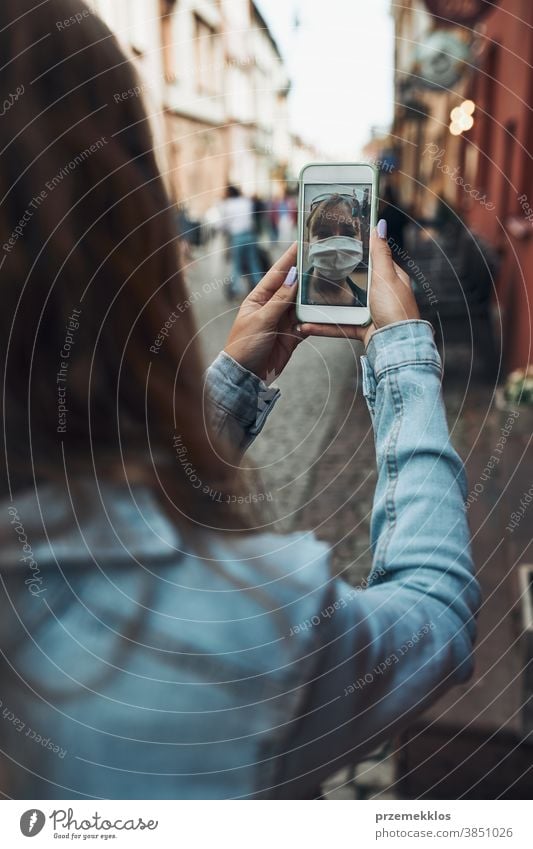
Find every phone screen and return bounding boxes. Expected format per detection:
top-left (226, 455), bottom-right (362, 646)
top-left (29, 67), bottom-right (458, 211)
top-left (301, 182), bottom-right (372, 307)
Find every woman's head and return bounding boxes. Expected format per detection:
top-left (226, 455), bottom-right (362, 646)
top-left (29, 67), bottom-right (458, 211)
top-left (306, 194), bottom-right (361, 243)
top-left (0, 0), bottom-right (254, 531)
top-left (306, 194), bottom-right (363, 282)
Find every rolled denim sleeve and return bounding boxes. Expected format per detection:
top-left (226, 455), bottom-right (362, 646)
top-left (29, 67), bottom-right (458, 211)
top-left (272, 320), bottom-right (482, 796)
top-left (204, 351), bottom-right (281, 453)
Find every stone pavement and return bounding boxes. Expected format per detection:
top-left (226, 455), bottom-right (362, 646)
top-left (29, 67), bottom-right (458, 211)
top-left (187, 236), bottom-right (361, 534)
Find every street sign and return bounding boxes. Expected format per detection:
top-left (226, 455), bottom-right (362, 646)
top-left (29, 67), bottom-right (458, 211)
top-left (416, 30), bottom-right (471, 89)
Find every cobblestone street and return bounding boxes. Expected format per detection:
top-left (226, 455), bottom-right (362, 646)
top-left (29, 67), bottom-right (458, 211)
top-left (187, 236), bottom-right (362, 535)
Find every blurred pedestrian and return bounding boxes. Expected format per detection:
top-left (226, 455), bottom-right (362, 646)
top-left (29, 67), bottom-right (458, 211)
top-left (379, 184), bottom-right (410, 251)
top-left (268, 197), bottom-right (280, 241)
top-left (360, 186), bottom-right (371, 265)
top-left (220, 185), bottom-right (263, 298)
top-left (277, 193), bottom-right (297, 246)
top-left (251, 193), bottom-right (267, 238)
top-left (174, 203), bottom-right (193, 263)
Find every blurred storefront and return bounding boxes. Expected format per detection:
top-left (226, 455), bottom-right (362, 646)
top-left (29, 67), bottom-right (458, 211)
top-left (465, 0), bottom-right (533, 374)
top-left (388, 0), bottom-right (532, 375)
top-left (381, 0), bottom-right (533, 800)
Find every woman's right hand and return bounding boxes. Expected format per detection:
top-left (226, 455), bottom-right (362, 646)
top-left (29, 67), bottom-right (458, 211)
top-left (297, 220), bottom-right (420, 349)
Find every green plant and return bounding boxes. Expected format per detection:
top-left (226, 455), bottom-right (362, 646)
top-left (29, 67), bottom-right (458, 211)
top-left (504, 366), bottom-right (533, 406)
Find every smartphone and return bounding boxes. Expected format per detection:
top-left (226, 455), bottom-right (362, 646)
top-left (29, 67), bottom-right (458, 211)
top-left (296, 162), bottom-right (378, 326)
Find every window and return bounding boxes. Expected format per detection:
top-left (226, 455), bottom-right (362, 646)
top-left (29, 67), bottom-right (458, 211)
top-left (501, 120), bottom-right (517, 219)
top-left (194, 14), bottom-right (219, 96)
top-left (476, 43), bottom-right (498, 193)
top-left (160, 0), bottom-right (177, 83)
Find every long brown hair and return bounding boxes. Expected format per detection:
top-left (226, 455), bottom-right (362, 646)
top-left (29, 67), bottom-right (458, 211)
top-left (0, 0), bottom-right (256, 534)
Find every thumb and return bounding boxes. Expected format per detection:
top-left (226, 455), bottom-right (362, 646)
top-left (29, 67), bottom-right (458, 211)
top-left (261, 265), bottom-right (298, 323)
top-left (370, 221), bottom-right (395, 280)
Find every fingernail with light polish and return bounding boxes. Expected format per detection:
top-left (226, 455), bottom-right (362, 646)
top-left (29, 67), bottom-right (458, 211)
top-left (283, 266), bottom-right (297, 287)
top-left (377, 219), bottom-right (387, 240)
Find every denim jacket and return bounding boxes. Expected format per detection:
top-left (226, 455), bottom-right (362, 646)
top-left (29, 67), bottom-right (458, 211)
top-left (0, 320), bottom-right (481, 799)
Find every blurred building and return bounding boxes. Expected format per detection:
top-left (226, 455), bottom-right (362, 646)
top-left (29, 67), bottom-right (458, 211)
top-left (87, 0), bottom-right (164, 93)
top-left (361, 127), bottom-right (398, 178)
top-left (386, 0), bottom-right (533, 800)
top-left (465, 1), bottom-right (533, 374)
top-left (388, 0), bottom-right (532, 374)
top-left (160, 0), bottom-right (292, 216)
top-left (87, 1), bottom-right (299, 218)
top-left (161, 0), bottom-right (228, 215)
top-left (288, 134), bottom-right (325, 183)
top-left (242, 3), bottom-right (291, 196)
top-left (86, 0), bottom-right (169, 174)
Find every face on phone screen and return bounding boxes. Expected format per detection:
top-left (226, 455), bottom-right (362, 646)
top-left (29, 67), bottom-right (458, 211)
top-left (301, 183), bottom-right (371, 307)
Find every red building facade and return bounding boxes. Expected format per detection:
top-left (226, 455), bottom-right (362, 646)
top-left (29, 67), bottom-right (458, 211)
top-left (465, 0), bottom-right (533, 372)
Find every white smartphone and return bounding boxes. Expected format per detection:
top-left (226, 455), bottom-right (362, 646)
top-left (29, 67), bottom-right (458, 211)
top-left (296, 162), bottom-right (378, 326)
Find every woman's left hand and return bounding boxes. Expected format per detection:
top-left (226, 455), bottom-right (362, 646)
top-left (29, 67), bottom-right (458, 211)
top-left (224, 242), bottom-right (303, 382)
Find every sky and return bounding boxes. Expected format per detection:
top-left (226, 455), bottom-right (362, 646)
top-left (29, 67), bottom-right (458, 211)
top-left (255, 0), bottom-right (395, 159)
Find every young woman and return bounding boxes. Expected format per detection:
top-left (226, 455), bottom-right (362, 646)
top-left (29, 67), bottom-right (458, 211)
top-left (301, 193), bottom-right (368, 307)
top-left (0, 0), bottom-right (480, 799)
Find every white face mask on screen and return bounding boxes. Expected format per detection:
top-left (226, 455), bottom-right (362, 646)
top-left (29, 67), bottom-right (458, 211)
top-left (308, 236), bottom-right (363, 281)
